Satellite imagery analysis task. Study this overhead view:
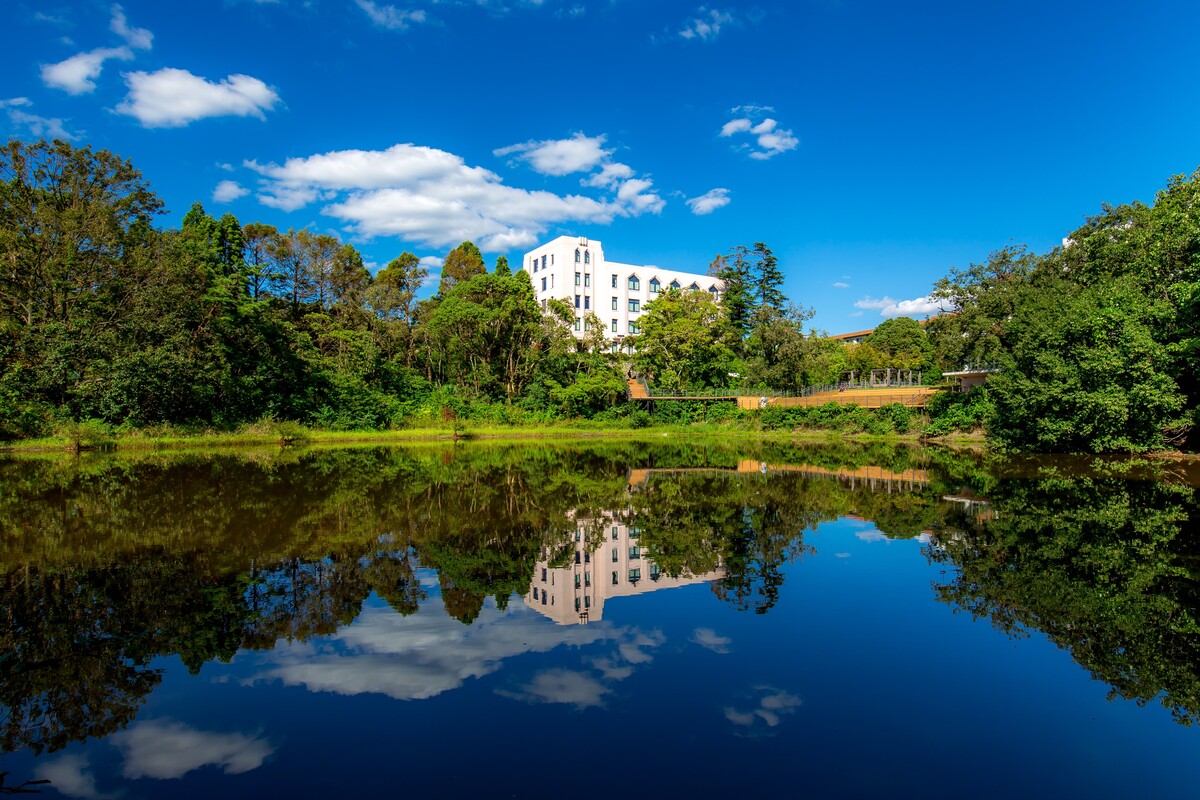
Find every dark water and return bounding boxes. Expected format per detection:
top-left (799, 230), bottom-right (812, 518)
top-left (1, 440), bottom-right (1197, 798)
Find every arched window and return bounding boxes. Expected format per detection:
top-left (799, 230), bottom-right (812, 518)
top-left (688, 282), bottom-right (700, 291)
top-left (584, 250), bottom-right (590, 264)
top-left (669, 279), bottom-right (681, 290)
top-left (627, 275), bottom-right (640, 291)
top-left (649, 277), bottom-right (661, 294)
top-left (575, 249), bottom-right (581, 263)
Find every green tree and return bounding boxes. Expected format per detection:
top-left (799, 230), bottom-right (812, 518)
top-left (438, 240), bottom-right (486, 296)
top-left (630, 289), bottom-right (737, 392)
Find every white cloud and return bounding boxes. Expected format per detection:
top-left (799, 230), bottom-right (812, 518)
top-left (679, 6), bottom-right (736, 41)
top-left (41, 46), bottom-right (133, 94)
top-left (854, 295), bottom-right (943, 318)
top-left (832, 281), bottom-right (849, 289)
top-left (849, 310), bottom-right (864, 317)
top-left (719, 118), bottom-right (752, 137)
top-left (2, 97), bottom-right (76, 139)
top-left (245, 141), bottom-right (660, 250)
top-left (213, 179), bottom-right (250, 202)
top-left (40, 6), bottom-right (151, 95)
top-left (111, 719), bottom-right (275, 780)
top-left (583, 161), bottom-right (635, 189)
top-left (720, 105), bottom-right (798, 160)
top-left (110, 4), bottom-right (153, 50)
top-left (495, 132), bottom-right (609, 176)
top-left (495, 132), bottom-right (665, 219)
top-left (116, 68), bottom-right (280, 127)
top-left (356, 0), bottom-right (428, 30)
top-left (686, 187), bottom-right (731, 215)
top-left (691, 627), bottom-right (732, 653)
top-left (418, 255), bottom-right (444, 269)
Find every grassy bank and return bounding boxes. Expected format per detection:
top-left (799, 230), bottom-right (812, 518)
top-left (0, 420), bottom-right (989, 454)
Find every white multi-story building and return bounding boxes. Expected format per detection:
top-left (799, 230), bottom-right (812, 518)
top-left (523, 235), bottom-right (723, 350)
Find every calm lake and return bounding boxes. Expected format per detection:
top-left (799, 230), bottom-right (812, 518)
top-left (1, 440), bottom-right (1197, 798)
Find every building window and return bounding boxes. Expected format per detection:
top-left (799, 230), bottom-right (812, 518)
top-left (584, 551), bottom-right (590, 563)
top-left (628, 299), bottom-right (640, 312)
top-left (584, 595), bottom-right (591, 608)
top-left (612, 571), bottom-right (619, 585)
top-left (611, 297), bottom-right (618, 310)
top-left (542, 593), bottom-right (547, 605)
top-left (649, 278), bottom-right (660, 293)
top-left (541, 277), bottom-right (546, 291)
top-left (610, 342), bottom-right (618, 353)
top-left (611, 318), bottom-right (618, 333)
top-left (629, 321), bottom-right (639, 334)
top-left (584, 251), bottom-right (590, 264)
top-left (550, 254), bottom-right (554, 265)
top-left (628, 568), bottom-right (641, 581)
top-left (689, 282), bottom-right (700, 291)
top-left (584, 296), bottom-right (590, 310)
top-left (611, 274), bottom-right (617, 288)
top-left (575, 272), bottom-right (581, 286)
top-left (651, 564), bottom-right (661, 579)
top-left (584, 274), bottom-right (590, 287)
top-left (629, 546), bottom-right (641, 559)
top-left (541, 255), bottom-right (546, 270)
top-left (574, 318), bottom-right (581, 331)
top-left (575, 529), bottom-right (581, 541)
top-left (629, 527), bottom-right (640, 538)
top-left (541, 299), bottom-right (547, 310)
top-left (709, 285), bottom-right (719, 296)
top-left (533, 587), bottom-right (539, 599)
top-left (575, 552), bottom-right (580, 564)
top-left (574, 574), bottom-right (581, 589)
top-left (551, 275), bottom-right (555, 288)
top-left (575, 295), bottom-right (581, 309)
top-left (611, 547), bottom-right (619, 562)
top-left (575, 249), bottom-right (581, 263)
top-left (585, 572), bottom-right (591, 587)
top-left (628, 276), bottom-right (640, 291)
top-left (575, 598), bottom-right (581, 612)
top-left (542, 568), bottom-right (547, 582)
top-left (612, 526), bottom-right (619, 539)
top-left (670, 280), bottom-right (681, 289)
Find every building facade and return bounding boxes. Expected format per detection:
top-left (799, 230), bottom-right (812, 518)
top-left (523, 235), bottom-right (723, 350)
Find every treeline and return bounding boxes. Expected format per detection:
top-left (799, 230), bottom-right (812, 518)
top-left (923, 170), bottom-right (1200, 452)
top-left (0, 139), bottom-right (853, 438)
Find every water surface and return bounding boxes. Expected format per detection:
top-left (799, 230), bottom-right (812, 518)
top-left (1, 441), bottom-right (1196, 798)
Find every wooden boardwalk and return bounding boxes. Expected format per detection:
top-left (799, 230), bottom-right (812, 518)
top-left (627, 462), bottom-right (928, 490)
top-left (627, 380), bottom-right (939, 409)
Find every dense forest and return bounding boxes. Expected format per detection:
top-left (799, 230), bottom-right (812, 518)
top-left (0, 138), bottom-right (1196, 452)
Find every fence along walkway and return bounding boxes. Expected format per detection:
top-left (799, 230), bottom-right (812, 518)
top-left (626, 379), bottom-right (940, 409)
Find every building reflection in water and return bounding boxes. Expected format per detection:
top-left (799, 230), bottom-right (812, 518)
top-left (524, 510), bottom-right (724, 625)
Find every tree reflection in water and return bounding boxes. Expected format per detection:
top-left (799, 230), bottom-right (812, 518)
top-left (0, 442), bottom-right (1195, 757)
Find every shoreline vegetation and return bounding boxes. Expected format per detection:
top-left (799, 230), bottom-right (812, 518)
top-left (1, 138), bottom-right (1196, 455)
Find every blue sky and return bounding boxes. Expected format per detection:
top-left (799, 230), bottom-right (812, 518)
top-left (4, 0), bottom-right (1199, 333)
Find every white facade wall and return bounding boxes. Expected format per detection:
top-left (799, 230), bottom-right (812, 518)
top-left (523, 235), bottom-right (723, 350)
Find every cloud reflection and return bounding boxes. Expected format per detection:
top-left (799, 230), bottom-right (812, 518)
top-left (725, 687), bottom-right (802, 733)
top-left (110, 719), bottom-right (275, 780)
top-left (253, 598), bottom-right (611, 701)
top-left (33, 754), bottom-right (116, 800)
top-left (691, 627), bottom-right (732, 653)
